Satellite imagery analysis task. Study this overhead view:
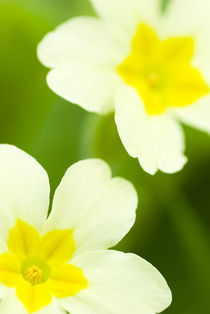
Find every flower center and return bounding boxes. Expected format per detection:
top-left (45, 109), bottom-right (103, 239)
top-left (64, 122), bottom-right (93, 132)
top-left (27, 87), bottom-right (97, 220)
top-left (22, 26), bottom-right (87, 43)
top-left (146, 72), bottom-right (160, 89)
top-left (118, 24), bottom-right (209, 115)
top-left (23, 266), bottom-right (42, 285)
top-left (0, 220), bottom-right (88, 313)
top-left (21, 256), bottom-right (51, 285)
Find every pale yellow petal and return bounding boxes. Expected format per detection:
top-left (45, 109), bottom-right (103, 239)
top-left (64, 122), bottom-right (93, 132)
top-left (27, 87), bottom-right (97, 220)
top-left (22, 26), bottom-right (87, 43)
top-left (7, 220), bottom-right (41, 260)
top-left (132, 24), bottom-right (159, 60)
top-left (167, 64), bottom-right (209, 108)
top-left (38, 229), bottom-right (75, 266)
top-left (49, 264), bottom-right (87, 298)
top-left (0, 253), bottom-right (21, 287)
top-left (16, 278), bottom-right (52, 312)
top-left (161, 37), bottom-right (194, 64)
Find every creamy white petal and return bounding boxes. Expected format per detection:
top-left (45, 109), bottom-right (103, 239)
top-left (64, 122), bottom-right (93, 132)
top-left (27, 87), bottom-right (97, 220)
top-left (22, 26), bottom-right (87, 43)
top-left (159, 0), bottom-right (210, 38)
top-left (165, 0), bottom-right (210, 31)
top-left (115, 86), bottom-right (187, 175)
top-left (38, 299), bottom-right (66, 314)
top-left (90, 0), bottom-right (140, 39)
top-left (38, 17), bottom-right (126, 114)
top-left (44, 159), bottom-right (138, 255)
top-left (46, 64), bottom-right (122, 114)
top-left (172, 95), bottom-right (210, 134)
top-left (0, 290), bottom-right (27, 314)
top-left (38, 17), bottom-right (127, 68)
top-left (0, 145), bottom-right (50, 250)
top-left (59, 250), bottom-right (172, 314)
top-left (90, 0), bottom-right (160, 38)
top-left (0, 284), bottom-right (7, 299)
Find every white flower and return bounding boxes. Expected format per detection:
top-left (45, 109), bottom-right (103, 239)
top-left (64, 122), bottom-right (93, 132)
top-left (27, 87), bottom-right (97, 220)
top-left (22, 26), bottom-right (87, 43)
top-left (0, 144), bottom-right (171, 313)
top-left (38, 0), bottom-right (210, 175)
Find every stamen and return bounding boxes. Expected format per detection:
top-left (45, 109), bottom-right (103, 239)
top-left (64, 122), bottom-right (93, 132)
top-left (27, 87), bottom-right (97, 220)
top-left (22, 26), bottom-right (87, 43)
top-left (23, 266), bottom-right (42, 285)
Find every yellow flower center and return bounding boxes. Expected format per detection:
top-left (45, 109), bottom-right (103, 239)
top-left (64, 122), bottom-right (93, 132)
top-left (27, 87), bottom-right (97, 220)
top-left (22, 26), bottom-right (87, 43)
top-left (118, 24), bottom-right (209, 115)
top-left (0, 220), bottom-right (88, 312)
top-left (146, 72), bottom-right (160, 88)
top-left (21, 256), bottom-right (52, 287)
top-left (23, 266), bottom-right (42, 285)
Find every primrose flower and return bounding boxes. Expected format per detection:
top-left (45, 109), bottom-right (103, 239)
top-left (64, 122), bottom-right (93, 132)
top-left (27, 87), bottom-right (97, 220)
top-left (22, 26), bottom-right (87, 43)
top-left (0, 145), bottom-right (171, 313)
top-left (38, 0), bottom-right (210, 174)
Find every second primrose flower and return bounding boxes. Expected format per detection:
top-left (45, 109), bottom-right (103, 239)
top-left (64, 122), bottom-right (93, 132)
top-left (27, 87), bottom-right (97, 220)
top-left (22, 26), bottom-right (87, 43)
top-left (0, 145), bottom-right (171, 313)
top-left (38, 0), bottom-right (210, 174)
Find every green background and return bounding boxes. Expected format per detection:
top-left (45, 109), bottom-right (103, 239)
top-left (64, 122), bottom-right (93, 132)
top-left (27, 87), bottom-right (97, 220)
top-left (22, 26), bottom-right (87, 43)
top-left (0, 0), bottom-right (210, 313)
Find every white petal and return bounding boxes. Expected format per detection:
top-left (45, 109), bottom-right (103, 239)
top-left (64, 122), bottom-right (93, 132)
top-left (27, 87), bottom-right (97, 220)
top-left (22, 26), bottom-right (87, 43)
top-left (44, 159), bottom-right (138, 255)
top-left (90, 0), bottom-right (160, 38)
top-left (38, 17), bottom-right (127, 68)
top-left (115, 86), bottom-right (187, 175)
top-left (165, 0), bottom-right (210, 33)
top-left (0, 145), bottom-right (50, 250)
top-left (172, 95), bottom-right (210, 134)
top-left (46, 65), bottom-right (122, 114)
top-left (0, 290), bottom-right (27, 314)
top-left (38, 299), bottom-right (66, 314)
top-left (38, 17), bottom-right (125, 114)
top-left (159, 0), bottom-right (210, 39)
top-left (59, 250), bottom-right (172, 314)
top-left (0, 284), bottom-right (7, 299)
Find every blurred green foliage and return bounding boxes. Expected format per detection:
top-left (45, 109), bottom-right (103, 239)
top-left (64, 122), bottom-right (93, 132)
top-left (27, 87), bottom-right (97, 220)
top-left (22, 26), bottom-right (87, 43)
top-left (0, 0), bottom-right (210, 313)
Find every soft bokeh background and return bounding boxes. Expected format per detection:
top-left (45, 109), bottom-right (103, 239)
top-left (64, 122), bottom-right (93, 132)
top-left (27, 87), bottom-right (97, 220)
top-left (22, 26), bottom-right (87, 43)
top-left (1, 0), bottom-right (210, 312)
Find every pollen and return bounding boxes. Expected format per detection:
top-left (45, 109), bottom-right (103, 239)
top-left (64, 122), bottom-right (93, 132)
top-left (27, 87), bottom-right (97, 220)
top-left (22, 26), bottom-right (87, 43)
top-left (23, 266), bottom-right (43, 285)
